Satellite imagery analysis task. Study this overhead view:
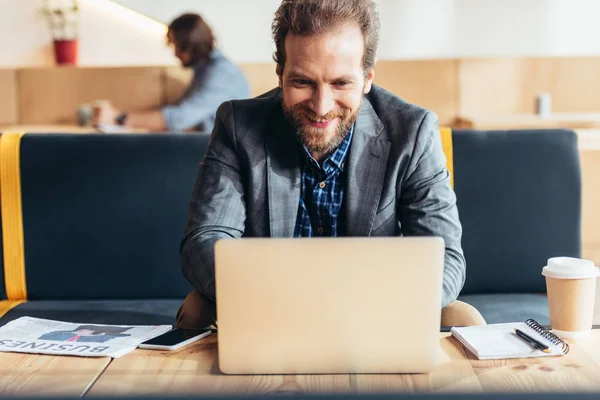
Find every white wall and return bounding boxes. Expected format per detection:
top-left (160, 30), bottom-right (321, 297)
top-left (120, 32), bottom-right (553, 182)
top-left (1, 0), bottom-right (600, 67)
top-left (0, 0), bottom-right (56, 66)
top-left (117, 0), bottom-right (458, 61)
top-left (0, 0), bottom-right (177, 67)
top-left (377, 0), bottom-right (457, 60)
top-left (78, 0), bottom-right (175, 66)
top-left (455, 0), bottom-right (600, 57)
top-left (115, 0), bottom-right (281, 64)
top-left (118, 0), bottom-right (600, 61)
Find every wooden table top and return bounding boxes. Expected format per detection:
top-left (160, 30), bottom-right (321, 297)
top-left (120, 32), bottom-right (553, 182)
top-left (466, 113), bottom-right (600, 130)
top-left (2, 331), bottom-right (600, 397)
top-left (0, 351), bottom-right (109, 397)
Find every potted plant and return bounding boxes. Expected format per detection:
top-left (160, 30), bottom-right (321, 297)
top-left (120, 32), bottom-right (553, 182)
top-left (41, 0), bottom-right (80, 65)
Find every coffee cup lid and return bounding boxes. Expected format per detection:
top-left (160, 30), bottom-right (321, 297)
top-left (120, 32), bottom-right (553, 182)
top-left (542, 257), bottom-right (600, 279)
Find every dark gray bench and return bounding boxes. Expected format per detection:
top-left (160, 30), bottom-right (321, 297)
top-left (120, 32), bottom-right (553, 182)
top-left (454, 129), bottom-right (581, 324)
top-left (0, 133), bottom-right (210, 326)
top-left (0, 129), bottom-right (581, 326)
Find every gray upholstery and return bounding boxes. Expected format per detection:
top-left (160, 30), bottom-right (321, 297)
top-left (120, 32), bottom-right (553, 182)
top-left (0, 133), bottom-right (210, 327)
top-left (459, 294), bottom-right (549, 325)
top-left (453, 129), bottom-right (581, 295)
top-left (453, 129), bottom-right (580, 324)
top-left (16, 133), bottom-right (210, 300)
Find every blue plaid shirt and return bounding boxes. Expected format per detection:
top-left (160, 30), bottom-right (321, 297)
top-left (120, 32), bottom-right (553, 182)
top-left (293, 125), bottom-right (354, 237)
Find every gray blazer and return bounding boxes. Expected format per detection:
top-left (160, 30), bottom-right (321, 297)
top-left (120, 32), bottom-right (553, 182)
top-left (181, 85), bottom-right (466, 308)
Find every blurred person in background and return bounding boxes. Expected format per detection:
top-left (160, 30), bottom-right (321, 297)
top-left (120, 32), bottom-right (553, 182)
top-left (93, 13), bottom-right (250, 132)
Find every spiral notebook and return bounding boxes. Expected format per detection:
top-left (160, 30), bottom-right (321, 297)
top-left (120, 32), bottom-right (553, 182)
top-left (451, 319), bottom-right (570, 360)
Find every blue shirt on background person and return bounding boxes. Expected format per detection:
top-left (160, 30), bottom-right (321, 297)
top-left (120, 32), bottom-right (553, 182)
top-left (162, 49), bottom-right (251, 132)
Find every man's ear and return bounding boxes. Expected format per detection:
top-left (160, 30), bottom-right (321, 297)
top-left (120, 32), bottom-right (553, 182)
top-left (363, 69), bottom-right (375, 94)
top-left (276, 65), bottom-right (283, 88)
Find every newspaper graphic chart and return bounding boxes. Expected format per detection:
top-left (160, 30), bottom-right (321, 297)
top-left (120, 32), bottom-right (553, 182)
top-left (0, 316), bottom-right (171, 358)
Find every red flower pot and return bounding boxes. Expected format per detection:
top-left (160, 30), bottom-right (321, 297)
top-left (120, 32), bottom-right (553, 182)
top-left (53, 39), bottom-right (78, 65)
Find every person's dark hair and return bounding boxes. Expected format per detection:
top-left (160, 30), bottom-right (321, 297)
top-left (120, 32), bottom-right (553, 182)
top-left (272, 0), bottom-right (380, 76)
top-left (168, 13), bottom-right (215, 64)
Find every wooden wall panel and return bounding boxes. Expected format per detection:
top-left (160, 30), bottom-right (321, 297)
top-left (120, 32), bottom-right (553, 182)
top-left (579, 136), bottom-right (600, 265)
top-left (459, 57), bottom-right (600, 119)
top-left (544, 58), bottom-right (600, 113)
top-left (239, 63), bottom-right (279, 97)
top-left (7, 56), bottom-right (600, 127)
top-left (18, 67), bottom-right (163, 124)
top-left (163, 63), bottom-right (279, 105)
top-left (166, 60), bottom-right (459, 125)
top-left (0, 69), bottom-right (18, 126)
top-left (235, 60), bottom-right (462, 123)
top-left (163, 67), bottom-right (193, 104)
top-left (459, 58), bottom-right (529, 117)
top-left (374, 60), bottom-right (459, 126)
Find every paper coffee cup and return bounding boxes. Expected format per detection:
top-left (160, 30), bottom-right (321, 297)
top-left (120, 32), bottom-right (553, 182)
top-left (542, 257), bottom-right (599, 338)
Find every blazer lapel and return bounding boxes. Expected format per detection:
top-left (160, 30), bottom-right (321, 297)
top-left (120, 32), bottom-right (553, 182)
top-left (345, 97), bottom-right (390, 236)
top-left (265, 105), bottom-right (301, 237)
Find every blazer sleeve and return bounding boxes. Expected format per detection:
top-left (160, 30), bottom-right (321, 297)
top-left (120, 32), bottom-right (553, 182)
top-left (180, 101), bottom-right (246, 301)
top-left (398, 111), bottom-right (466, 308)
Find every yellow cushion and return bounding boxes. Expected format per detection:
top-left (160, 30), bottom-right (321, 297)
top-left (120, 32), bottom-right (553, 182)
top-left (1, 132), bottom-right (28, 301)
top-left (439, 127), bottom-right (454, 188)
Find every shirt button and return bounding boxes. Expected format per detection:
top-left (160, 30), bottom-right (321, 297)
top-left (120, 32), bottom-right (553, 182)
top-left (317, 227), bottom-right (324, 234)
top-left (319, 182), bottom-right (326, 189)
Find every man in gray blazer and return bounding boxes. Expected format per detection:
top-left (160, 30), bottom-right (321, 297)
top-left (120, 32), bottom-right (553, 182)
top-left (178, 0), bottom-right (485, 329)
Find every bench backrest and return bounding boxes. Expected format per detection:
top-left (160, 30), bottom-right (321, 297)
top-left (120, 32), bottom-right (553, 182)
top-left (0, 133), bottom-right (210, 300)
top-left (453, 129), bottom-right (581, 294)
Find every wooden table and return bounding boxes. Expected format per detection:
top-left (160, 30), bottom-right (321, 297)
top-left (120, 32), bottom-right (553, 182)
top-left (465, 113), bottom-right (600, 130)
top-left (2, 331), bottom-right (599, 397)
top-left (0, 352), bottom-right (109, 396)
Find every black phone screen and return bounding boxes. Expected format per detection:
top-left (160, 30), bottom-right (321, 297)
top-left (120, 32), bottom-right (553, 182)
top-left (142, 328), bottom-right (209, 346)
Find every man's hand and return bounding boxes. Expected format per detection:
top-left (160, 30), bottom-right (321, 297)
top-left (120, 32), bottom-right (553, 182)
top-left (92, 101), bottom-right (120, 126)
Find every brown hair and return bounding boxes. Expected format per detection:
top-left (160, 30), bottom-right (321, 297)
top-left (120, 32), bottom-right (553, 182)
top-left (168, 13), bottom-right (215, 64)
top-left (272, 0), bottom-right (380, 76)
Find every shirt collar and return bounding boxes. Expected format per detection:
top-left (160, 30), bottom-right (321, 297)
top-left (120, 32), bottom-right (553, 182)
top-left (300, 124), bottom-right (354, 173)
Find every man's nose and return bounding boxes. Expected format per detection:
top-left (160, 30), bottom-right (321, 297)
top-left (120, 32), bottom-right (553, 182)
top-left (309, 86), bottom-right (334, 117)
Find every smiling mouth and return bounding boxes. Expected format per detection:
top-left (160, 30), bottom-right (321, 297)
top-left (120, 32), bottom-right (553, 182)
top-left (306, 117), bottom-right (335, 129)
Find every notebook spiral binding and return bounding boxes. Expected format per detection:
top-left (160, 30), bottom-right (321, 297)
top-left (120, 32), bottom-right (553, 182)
top-left (525, 319), bottom-right (570, 354)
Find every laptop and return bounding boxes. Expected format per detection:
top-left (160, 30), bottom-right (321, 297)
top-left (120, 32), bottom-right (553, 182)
top-left (214, 237), bottom-right (444, 374)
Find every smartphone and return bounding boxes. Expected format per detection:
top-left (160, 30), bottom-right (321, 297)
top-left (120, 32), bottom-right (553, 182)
top-left (138, 328), bottom-right (211, 351)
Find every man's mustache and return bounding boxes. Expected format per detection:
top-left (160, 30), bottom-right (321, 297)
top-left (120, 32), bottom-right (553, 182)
top-left (290, 104), bottom-right (350, 123)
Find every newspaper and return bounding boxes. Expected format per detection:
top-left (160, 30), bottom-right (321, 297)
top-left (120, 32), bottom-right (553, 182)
top-left (0, 316), bottom-right (172, 358)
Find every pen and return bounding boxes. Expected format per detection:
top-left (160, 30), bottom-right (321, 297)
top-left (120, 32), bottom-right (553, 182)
top-left (514, 328), bottom-right (551, 353)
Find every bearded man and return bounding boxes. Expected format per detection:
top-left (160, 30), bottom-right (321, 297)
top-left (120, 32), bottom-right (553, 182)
top-left (177, 0), bottom-right (484, 329)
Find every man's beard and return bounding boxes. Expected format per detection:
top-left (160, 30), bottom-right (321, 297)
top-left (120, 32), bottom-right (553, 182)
top-left (282, 99), bottom-right (362, 156)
